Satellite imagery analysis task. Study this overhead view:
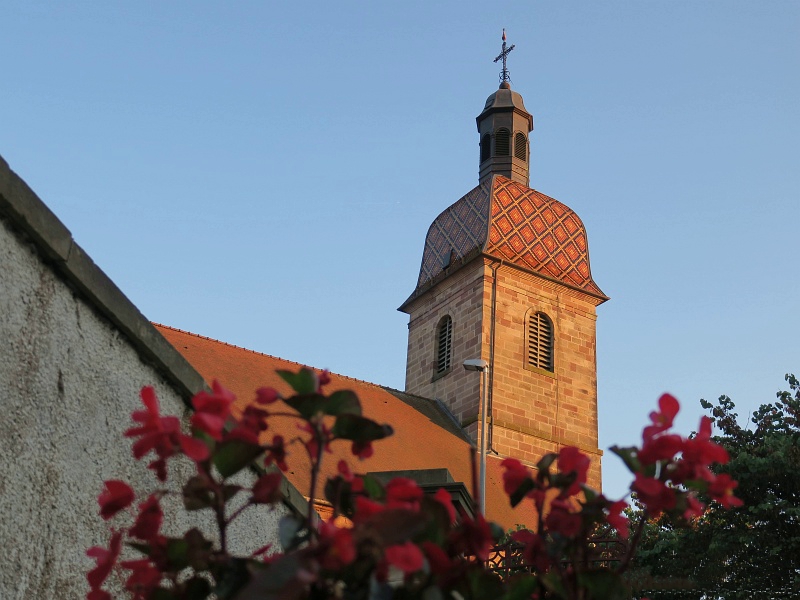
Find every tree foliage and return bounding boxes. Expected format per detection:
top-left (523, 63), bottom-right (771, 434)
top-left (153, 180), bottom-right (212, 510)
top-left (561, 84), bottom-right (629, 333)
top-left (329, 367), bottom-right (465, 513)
top-left (630, 374), bottom-right (800, 598)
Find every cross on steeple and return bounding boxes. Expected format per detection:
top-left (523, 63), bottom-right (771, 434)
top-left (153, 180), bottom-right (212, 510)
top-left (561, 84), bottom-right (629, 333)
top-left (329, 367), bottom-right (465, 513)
top-left (493, 29), bottom-right (515, 85)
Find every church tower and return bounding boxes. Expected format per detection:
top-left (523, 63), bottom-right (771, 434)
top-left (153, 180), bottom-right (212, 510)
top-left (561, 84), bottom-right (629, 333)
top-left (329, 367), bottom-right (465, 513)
top-left (399, 33), bottom-right (607, 487)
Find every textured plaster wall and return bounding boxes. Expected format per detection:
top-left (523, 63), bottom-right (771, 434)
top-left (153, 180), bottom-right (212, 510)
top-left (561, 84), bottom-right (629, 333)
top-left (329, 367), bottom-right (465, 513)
top-left (0, 214), bottom-right (289, 600)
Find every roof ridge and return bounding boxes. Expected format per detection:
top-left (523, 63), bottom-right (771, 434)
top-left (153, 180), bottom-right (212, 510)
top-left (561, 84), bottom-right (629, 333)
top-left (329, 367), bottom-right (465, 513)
top-left (152, 322), bottom-right (394, 392)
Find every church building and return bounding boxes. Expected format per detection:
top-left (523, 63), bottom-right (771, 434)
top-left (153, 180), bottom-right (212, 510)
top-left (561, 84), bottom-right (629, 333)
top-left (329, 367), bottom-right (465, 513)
top-left (0, 32), bottom-right (607, 598)
top-left (400, 34), bottom-right (607, 487)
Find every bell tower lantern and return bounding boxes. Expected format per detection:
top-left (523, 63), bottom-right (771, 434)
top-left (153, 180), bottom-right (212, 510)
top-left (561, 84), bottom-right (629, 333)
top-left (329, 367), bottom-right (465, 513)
top-left (477, 31), bottom-right (533, 187)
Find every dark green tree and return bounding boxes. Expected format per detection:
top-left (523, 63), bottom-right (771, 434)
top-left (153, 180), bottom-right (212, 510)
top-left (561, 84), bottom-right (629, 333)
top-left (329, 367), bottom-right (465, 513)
top-left (629, 374), bottom-right (800, 598)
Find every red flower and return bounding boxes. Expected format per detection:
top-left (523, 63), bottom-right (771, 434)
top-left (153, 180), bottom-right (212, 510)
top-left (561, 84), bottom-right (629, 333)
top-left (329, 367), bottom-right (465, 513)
top-left (354, 496), bottom-right (385, 521)
top-left (434, 487), bottom-right (456, 524)
top-left (545, 499), bottom-right (582, 538)
top-left (421, 541), bottom-right (453, 576)
top-left (98, 480), bottom-right (134, 520)
top-left (318, 521), bottom-right (356, 570)
top-left (317, 369), bottom-right (332, 389)
top-left (558, 447), bottom-right (590, 495)
top-left (351, 439), bottom-right (374, 459)
top-left (513, 529), bottom-right (551, 573)
top-left (129, 495), bottom-right (163, 541)
top-left (299, 422), bottom-right (333, 459)
top-left (255, 386), bottom-right (281, 405)
top-left (683, 494), bottom-right (705, 519)
top-left (501, 457), bottom-right (531, 497)
top-left (643, 393), bottom-right (680, 441)
top-left (191, 380), bottom-right (235, 440)
top-left (337, 459), bottom-right (354, 482)
top-left (450, 514), bottom-right (494, 561)
top-left (632, 474), bottom-right (677, 517)
top-left (386, 477), bottom-right (423, 510)
top-left (385, 541), bottom-right (424, 573)
top-left (265, 435), bottom-right (288, 472)
top-left (605, 499), bottom-right (629, 539)
top-left (125, 387), bottom-right (206, 480)
top-left (228, 405), bottom-right (269, 444)
top-left (251, 472), bottom-right (283, 504)
top-left (708, 473), bottom-right (743, 508)
top-left (639, 433), bottom-right (683, 465)
top-left (87, 590), bottom-right (112, 600)
top-left (86, 531), bottom-right (122, 592)
top-left (120, 558), bottom-right (161, 600)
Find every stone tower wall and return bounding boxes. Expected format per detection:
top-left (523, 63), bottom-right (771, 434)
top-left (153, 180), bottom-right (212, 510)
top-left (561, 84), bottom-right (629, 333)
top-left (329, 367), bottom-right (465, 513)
top-left (483, 264), bottom-right (602, 489)
top-left (404, 260), bottom-right (486, 427)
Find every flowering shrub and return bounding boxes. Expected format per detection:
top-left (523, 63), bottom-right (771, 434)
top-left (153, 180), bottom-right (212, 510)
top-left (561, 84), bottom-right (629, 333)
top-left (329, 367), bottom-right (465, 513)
top-left (86, 372), bottom-right (740, 600)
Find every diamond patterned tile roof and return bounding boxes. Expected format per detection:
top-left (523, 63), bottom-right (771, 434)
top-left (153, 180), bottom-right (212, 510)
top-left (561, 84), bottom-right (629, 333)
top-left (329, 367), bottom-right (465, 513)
top-left (414, 175), bottom-right (606, 299)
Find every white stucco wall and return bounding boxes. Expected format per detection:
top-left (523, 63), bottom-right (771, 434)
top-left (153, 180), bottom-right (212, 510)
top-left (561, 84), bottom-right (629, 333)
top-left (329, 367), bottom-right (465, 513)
top-left (0, 211), bottom-right (290, 599)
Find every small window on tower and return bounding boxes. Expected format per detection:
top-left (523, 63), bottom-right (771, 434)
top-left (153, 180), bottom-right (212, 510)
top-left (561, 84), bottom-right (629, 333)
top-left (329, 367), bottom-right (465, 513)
top-left (527, 311), bottom-right (554, 372)
top-left (436, 316), bottom-right (453, 374)
top-left (495, 128), bottom-right (510, 156)
top-left (480, 134), bottom-right (491, 162)
top-left (514, 132), bottom-right (527, 160)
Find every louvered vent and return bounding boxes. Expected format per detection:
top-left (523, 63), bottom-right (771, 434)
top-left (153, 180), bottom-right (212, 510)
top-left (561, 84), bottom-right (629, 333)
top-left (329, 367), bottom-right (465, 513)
top-left (495, 128), bottom-right (510, 156)
top-left (481, 134), bottom-right (491, 162)
top-left (514, 132), bottom-right (527, 160)
top-left (527, 312), bottom-right (554, 371)
top-left (436, 316), bottom-right (453, 373)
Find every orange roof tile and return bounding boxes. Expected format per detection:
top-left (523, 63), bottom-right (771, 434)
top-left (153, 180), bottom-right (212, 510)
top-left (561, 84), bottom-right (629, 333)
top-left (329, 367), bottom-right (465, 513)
top-left (154, 323), bottom-right (537, 530)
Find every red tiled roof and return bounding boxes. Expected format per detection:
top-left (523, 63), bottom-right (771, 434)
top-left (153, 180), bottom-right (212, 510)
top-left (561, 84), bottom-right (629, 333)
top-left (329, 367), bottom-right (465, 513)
top-left (154, 324), bottom-right (537, 530)
top-left (411, 175), bottom-right (606, 301)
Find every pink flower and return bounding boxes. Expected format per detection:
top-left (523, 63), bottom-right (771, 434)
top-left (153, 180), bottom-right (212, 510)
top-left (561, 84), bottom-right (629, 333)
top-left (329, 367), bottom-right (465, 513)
top-left (558, 447), bottom-right (590, 495)
top-left (129, 495), bottom-right (163, 541)
top-left (86, 531), bottom-right (122, 592)
top-left (191, 380), bottom-right (235, 440)
top-left (708, 474), bottom-right (743, 508)
top-left (251, 472), bottom-right (283, 504)
top-left (120, 558), bottom-right (161, 599)
top-left (545, 499), bottom-right (582, 537)
top-left (643, 393), bottom-right (680, 441)
top-left (385, 478), bottom-right (423, 510)
top-left (605, 499), bottom-right (629, 539)
top-left (385, 541), bottom-right (424, 573)
top-left (255, 387), bottom-right (281, 405)
top-left (632, 474), bottom-right (677, 517)
top-left (501, 457), bottom-right (531, 497)
top-left (98, 480), bottom-right (134, 520)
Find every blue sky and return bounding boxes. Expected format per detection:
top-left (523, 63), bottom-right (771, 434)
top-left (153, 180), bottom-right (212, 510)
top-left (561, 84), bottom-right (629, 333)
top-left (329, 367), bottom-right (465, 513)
top-left (2, 1), bottom-right (798, 498)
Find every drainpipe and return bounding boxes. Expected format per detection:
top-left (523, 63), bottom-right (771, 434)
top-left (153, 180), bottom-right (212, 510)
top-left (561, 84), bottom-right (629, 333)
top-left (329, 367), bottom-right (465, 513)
top-left (487, 259), bottom-right (503, 453)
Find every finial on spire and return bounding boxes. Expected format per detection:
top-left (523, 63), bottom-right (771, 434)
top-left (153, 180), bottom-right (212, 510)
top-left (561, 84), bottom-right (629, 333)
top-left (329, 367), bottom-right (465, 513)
top-left (493, 29), bottom-right (515, 86)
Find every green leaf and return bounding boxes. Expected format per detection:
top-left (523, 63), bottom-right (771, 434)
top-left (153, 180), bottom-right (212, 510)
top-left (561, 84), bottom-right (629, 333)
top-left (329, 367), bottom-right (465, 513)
top-left (184, 577), bottom-right (212, 600)
top-left (325, 390), bottom-right (362, 416)
top-left (610, 445), bottom-right (641, 474)
top-left (183, 476), bottom-right (215, 511)
top-left (166, 538), bottom-right (190, 570)
top-left (509, 478), bottom-right (536, 508)
top-left (536, 452), bottom-right (557, 472)
top-left (576, 570), bottom-right (629, 600)
top-left (362, 474), bottom-right (385, 500)
top-left (332, 414), bottom-right (393, 442)
top-left (282, 393), bottom-right (328, 420)
top-left (366, 508), bottom-right (428, 546)
top-left (213, 558), bottom-right (251, 600)
top-left (213, 439), bottom-right (264, 478)
top-left (276, 368), bottom-right (317, 394)
top-left (184, 528), bottom-right (213, 571)
top-left (502, 576), bottom-right (539, 600)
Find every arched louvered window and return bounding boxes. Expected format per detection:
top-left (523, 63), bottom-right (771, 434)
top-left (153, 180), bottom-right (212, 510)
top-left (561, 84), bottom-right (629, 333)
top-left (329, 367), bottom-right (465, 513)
top-left (527, 312), bottom-right (554, 372)
top-left (436, 316), bottom-right (453, 374)
top-left (514, 132), bottom-right (527, 160)
top-left (480, 134), bottom-right (491, 162)
top-left (495, 128), bottom-right (510, 156)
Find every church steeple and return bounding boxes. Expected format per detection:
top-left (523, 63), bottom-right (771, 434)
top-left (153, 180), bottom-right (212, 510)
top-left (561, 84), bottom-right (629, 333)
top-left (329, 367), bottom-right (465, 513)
top-left (477, 31), bottom-right (534, 187)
